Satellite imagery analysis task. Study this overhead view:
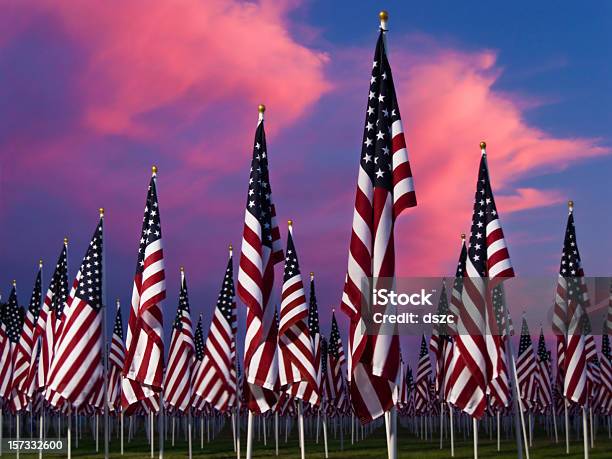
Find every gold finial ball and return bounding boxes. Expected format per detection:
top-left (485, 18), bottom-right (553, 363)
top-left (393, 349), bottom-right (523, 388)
top-left (287, 219), bottom-right (293, 226)
top-left (479, 141), bottom-right (487, 150)
top-left (379, 10), bottom-right (389, 21)
top-left (180, 266), bottom-right (185, 273)
top-left (461, 233), bottom-right (466, 240)
top-left (99, 207), bottom-right (105, 216)
top-left (39, 258), bottom-right (43, 265)
top-left (12, 279), bottom-right (16, 287)
top-left (151, 165), bottom-right (158, 174)
top-left (568, 200), bottom-right (574, 208)
top-left (258, 104), bottom-right (266, 114)
top-left (229, 244), bottom-right (233, 251)
top-left (64, 236), bottom-right (69, 244)
top-left (310, 272), bottom-right (315, 277)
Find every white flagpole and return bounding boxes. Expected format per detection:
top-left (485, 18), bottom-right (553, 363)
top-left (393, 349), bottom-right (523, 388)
top-left (171, 416), bottom-right (175, 446)
top-left (472, 418), bottom-right (478, 459)
top-left (582, 408), bottom-right (589, 459)
top-left (39, 408), bottom-right (43, 459)
top-left (246, 411), bottom-right (254, 459)
top-left (188, 410), bottom-right (193, 459)
top-left (552, 406), bottom-right (559, 444)
top-left (564, 399), bottom-right (570, 453)
top-left (298, 401), bottom-right (306, 459)
top-left (589, 407), bottom-right (594, 448)
top-left (448, 404), bottom-right (455, 457)
top-left (95, 413), bottom-right (99, 452)
top-left (497, 411), bottom-right (501, 451)
top-left (322, 413), bottom-right (329, 459)
top-left (16, 413), bottom-right (20, 459)
top-left (120, 411), bottom-right (124, 455)
top-left (150, 411), bottom-right (154, 459)
top-left (67, 406), bottom-right (72, 459)
top-left (100, 209), bottom-right (109, 459)
top-left (275, 412), bottom-right (279, 456)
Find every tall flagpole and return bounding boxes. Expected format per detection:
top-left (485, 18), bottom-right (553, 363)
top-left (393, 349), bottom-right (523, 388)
top-left (379, 10), bottom-right (398, 459)
top-left (491, 144), bottom-right (526, 459)
top-left (38, 259), bottom-right (44, 459)
top-left (100, 208), bottom-right (110, 459)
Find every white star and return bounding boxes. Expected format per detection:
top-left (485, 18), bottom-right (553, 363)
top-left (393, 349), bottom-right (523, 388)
top-left (376, 131), bottom-right (385, 140)
top-left (375, 169), bottom-right (384, 178)
top-left (363, 153), bottom-right (372, 163)
top-left (364, 138), bottom-right (373, 147)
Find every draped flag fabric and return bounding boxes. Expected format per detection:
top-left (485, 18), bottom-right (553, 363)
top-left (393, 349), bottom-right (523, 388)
top-left (122, 170), bottom-right (166, 411)
top-left (2, 285), bottom-right (24, 407)
top-left (327, 311), bottom-right (346, 413)
top-left (451, 145), bottom-right (514, 419)
top-left (278, 223), bottom-right (318, 405)
top-left (37, 242), bottom-right (68, 394)
top-left (108, 301), bottom-right (125, 412)
top-left (414, 336), bottom-right (431, 414)
top-left (237, 107), bottom-right (283, 414)
top-left (340, 28), bottom-right (417, 423)
top-left (430, 281), bottom-right (451, 399)
top-left (488, 284), bottom-right (510, 409)
top-left (164, 269), bottom-right (195, 412)
top-left (534, 329), bottom-right (553, 410)
top-left (11, 265), bottom-right (42, 410)
top-left (194, 251), bottom-right (238, 412)
top-left (46, 216), bottom-right (104, 408)
top-left (553, 206), bottom-right (589, 406)
top-left (516, 318), bottom-right (537, 410)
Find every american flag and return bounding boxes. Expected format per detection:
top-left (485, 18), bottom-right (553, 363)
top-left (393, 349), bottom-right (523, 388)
top-left (597, 330), bottom-right (611, 413)
top-left (190, 314), bottom-right (205, 411)
top-left (107, 300), bottom-right (125, 412)
top-left (534, 329), bottom-right (553, 410)
top-left (46, 216), bottom-right (104, 408)
top-left (414, 335), bottom-right (431, 414)
top-left (237, 106), bottom-right (283, 414)
top-left (487, 284), bottom-right (510, 409)
top-left (340, 27), bottom-right (417, 423)
top-left (122, 169), bottom-right (166, 411)
top-left (2, 285), bottom-right (24, 405)
top-left (429, 281), bottom-right (452, 398)
top-left (397, 356), bottom-right (409, 408)
top-left (164, 268), bottom-right (195, 412)
top-left (194, 250), bottom-right (238, 412)
top-left (36, 242), bottom-right (68, 392)
top-left (308, 273), bottom-right (322, 405)
top-left (0, 295), bottom-right (10, 401)
top-left (516, 318), bottom-right (537, 410)
top-left (11, 263), bottom-right (42, 410)
top-left (553, 205), bottom-right (588, 405)
top-left (278, 223), bottom-right (318, 405)
top-left (327, 311), bottom-right (346, 412)
top-left (452, 144), bottom-right (514, 418)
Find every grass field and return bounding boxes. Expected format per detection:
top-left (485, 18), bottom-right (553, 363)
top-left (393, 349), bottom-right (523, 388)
top-left (8, 420), bottom-right (611, 458)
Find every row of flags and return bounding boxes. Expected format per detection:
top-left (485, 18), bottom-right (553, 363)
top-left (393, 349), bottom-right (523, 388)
top-left (0, 15), bottom-right (611, 459)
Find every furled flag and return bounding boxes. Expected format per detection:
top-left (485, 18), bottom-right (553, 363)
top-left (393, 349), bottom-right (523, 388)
top-left (327, 311), bottom-right (346, 412)
top-left (164, 268), bottom-right (195, 412)
top-left (278, 222), bottom-right (318, 405)
top-left (0, 295), bottom-right (11, 401)
top-left (397, 356), bottom-right (409, 408)
top-left (597, 328), bottom-right (611, 413)
top-left (340, 26), bottom-right (417, 423)
top-left (237, 105), bottom-right (283, 414)
top-left (309, 273), bottom-right (323, 406)
top-left (452, 143), bottom-right (514, 418)
top-left (122, 167), bottom-right (166, 410)
top-left (11, 263), bottom-right (42, 409)
top-left (516, 318), bottom-right (537, 410)
top-left (191, 314), bottom-right (206, 412)
top-left (107, 300), bottom-right (125, 412)
top-left (553, 203), bottom-right (589, 405)
top-left (430, 281), bottom-right (451, 398)
top-left (487, 284), bottom-right (510, 409)
top-left (2, 284), bottom-right (24, 405)
top-left (534, 329), bottom-right (553, 410)
top-left (414, 335), bottom-right (431, 414)
top-left (46, 213), bottom-right (104, 407)
top-left (194, 249), bottom-right (238, 412)
top-left (36, 241), bottom-right (68, 392)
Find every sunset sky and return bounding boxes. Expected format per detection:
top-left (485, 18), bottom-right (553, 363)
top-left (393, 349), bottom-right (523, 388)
top-left (1, 1), bottom-right (610, 360)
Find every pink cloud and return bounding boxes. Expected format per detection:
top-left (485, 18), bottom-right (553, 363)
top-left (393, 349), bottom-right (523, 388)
top-left (329, 39), bottom-right (609, 276)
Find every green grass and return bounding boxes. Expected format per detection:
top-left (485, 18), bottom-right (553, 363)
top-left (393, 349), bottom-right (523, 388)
top-left (8, 421), bottom-right (611, 458)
